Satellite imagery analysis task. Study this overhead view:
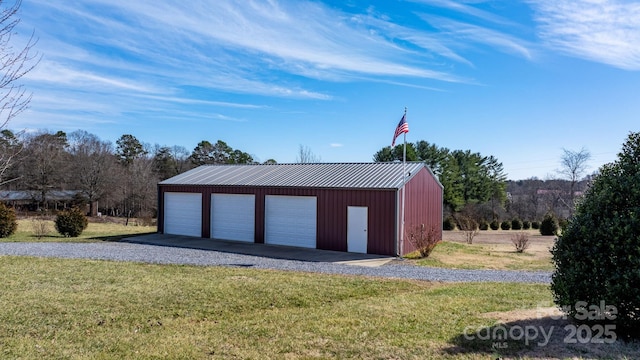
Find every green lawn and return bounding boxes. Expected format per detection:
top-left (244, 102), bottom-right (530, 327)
top-left (0, 256), bottom-right (555, 359)
top-left (3, 218), bottom-right (156, 242)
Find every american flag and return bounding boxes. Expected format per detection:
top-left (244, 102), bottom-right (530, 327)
top-left (391, 113), bottom-right (409, 146)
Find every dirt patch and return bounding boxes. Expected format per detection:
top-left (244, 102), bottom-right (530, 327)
top-left (444, 229), bottom-right (556, 246)
top-left (476, 307), bottom-right (640, 359)
top-left (407, 230), bottom-right (555, 271)
top-left (444, 230), bottom-right (555, 268)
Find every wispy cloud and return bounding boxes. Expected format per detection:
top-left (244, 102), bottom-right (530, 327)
top-left (136, 95), bottom-right (266, 109)
top-left (28, 62), bottom-right (160, 93)
top-left (16, 0), bottom-right (547, 134)
top-left (351, 12), bottom-right (474, 68)
top-left (26, 0), bottom-right (466, 89)
top-left (330, 143), bottom-right (344, 148)
top-left (417, 14), bottom-right (534, 60)
top-left (409, 0), bottom-right (518, 26)
top-left (527, 0), bottom-right (640, 70)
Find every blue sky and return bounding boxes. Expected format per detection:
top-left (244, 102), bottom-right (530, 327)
top-left (15, 0), bottom-right (640, 180)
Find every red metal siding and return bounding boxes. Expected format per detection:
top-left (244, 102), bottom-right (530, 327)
top-left (400, 167), bottom-right (444, 256)
top-left (315, 188), bottom-right (397, 255)
top-left (158, 185), bottom-right (399, 256)
top-left (157, 169), bottom-right (442, 257)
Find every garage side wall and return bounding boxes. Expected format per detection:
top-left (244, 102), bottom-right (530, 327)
top-left (400, 167), bottom-right (444, 256)
top-left (158, 185), bottom-right (398, 256)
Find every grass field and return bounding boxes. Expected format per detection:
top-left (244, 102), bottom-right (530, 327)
top-left (0, 256), bottom-right (556, 359)
top-left (2, 256), bottom-right (637, 359)
top-left (1, 224), bottom-right (638, 358)
top-left (411, 230), bottom-right (555, 272)
top-left (3, 218), bottom-right (156, 242)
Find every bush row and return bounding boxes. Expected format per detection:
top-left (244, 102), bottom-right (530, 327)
top-left (443, 213), bottom-right (564, 236)
top-left (444, 217), bottom-right (539, 231)
top-left (0, 205), bottom-right (89, 238)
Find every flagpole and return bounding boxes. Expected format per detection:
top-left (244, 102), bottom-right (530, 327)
top-left (400, 107), bottom-right (407, 257)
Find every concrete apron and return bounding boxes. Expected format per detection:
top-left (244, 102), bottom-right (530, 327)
top-left (123, 233), bottom-right (394, 267)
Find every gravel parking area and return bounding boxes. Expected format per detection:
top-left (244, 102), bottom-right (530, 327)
top-left (0, 242), bottom-right (551, 283)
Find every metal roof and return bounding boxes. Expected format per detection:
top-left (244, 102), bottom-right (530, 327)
top-left (0, 190), bottom-right (82, 202)
top-left (159, 162), bottom-right (429, 189)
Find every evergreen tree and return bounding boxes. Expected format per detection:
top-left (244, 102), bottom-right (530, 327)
top-left (115, 134), bottom-right (147, 166)
top-left (551, 131), bottom-right (640, 338)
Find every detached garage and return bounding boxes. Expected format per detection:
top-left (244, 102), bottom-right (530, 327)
top-left (157, 162), bottom-right (443, 256)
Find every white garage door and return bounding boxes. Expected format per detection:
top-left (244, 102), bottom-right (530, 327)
top-left (164, 192), bottom-right (202, 237)
top-left (211, 194), bottom-right (255, 242)
top-left (265, 195), bottom-right (317, 248)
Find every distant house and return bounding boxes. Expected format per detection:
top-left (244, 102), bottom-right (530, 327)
top-left (157, 162), bottom-right (443, 256)
top-left (0, 190), bottom-right (85, 212)
top-left (536, 189), bottom-right (562, 195)
top-left (536, 189), bottom-right (583, 197)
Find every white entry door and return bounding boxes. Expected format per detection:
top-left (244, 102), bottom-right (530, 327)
top-left (347, 206), bottom-right (368, 253)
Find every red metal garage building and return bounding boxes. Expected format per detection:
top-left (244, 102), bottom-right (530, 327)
top-left (157, 162), bottom-right (442, 256)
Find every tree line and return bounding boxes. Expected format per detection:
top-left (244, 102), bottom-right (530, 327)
top-left (1, 128), bottom-right (591, 225)
top-left (373, 141), bottom-right (592, 226)
top-left (0, 130), bottom-right (257, 217)
top-left (373, 141), bottom-right (508, 219)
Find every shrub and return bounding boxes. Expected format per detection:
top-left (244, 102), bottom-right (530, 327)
top-left (55, 208), bottom-right (89, 237)
top-left (479, 221), bottom-right (489, 230)
top-left (31, 216), bottom-right (51, 239)
top-left (443, 216), bottom-right (456, 231)
top-left (489, 219), bottom-right (500, 230)
top-left (551, 131), bottom-right (640, 339)
top-left (539, 212), bottom-right (559, 236)
top-left (511, 232), bottom-right (530, 253)
top-left (531, 221), bottom-right (540, 230)
top-left (511, 218), bottom-right (523, 230)
top-left (500, 220), bottom-right (511, 230)
top-left (406, 223), bottom-right (441, 258)
top-left (522, 220), bottom-right (531, 230)
top-left (456, 215), bottom-right (479, 244)
top-left (0, 203), bottom-right (17, 238)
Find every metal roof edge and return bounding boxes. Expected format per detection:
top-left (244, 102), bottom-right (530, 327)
top-left (158, 162), bottom-right (437, 189)
top-left (157, 183), bottom-right (399, 191)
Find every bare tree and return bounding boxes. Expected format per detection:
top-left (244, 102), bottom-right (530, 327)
top-left (126, 154), bottom-right (158, 220)
top-left (296, 144), bottom-right (321, 163)
top-left (511, 232), bottom-right (530, 253)
top-left (524, 178), bottom-right (544, 220)
top-left (0, 0), bottom-right (39, 184)
top-left (0, 128), bottom-right (20, 184)
top-left (455, 214), bottom-right (479, 244)
top-left (151, 144), bottom-right (192, 180)
top-left (171, 145), bottom-right (192, 173)
top-left (18, 131), bottom-right (70, 209)
top-left (558, 147), bottom-right (591, 216)
top-left (68, 130), bottom-right (118, 216)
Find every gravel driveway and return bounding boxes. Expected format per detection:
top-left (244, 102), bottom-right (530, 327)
top-left (0, 242), bottom-right (551, 283)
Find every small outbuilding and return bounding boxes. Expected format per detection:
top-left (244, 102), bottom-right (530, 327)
top-left (157, 162), bottom-right (443, 256)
